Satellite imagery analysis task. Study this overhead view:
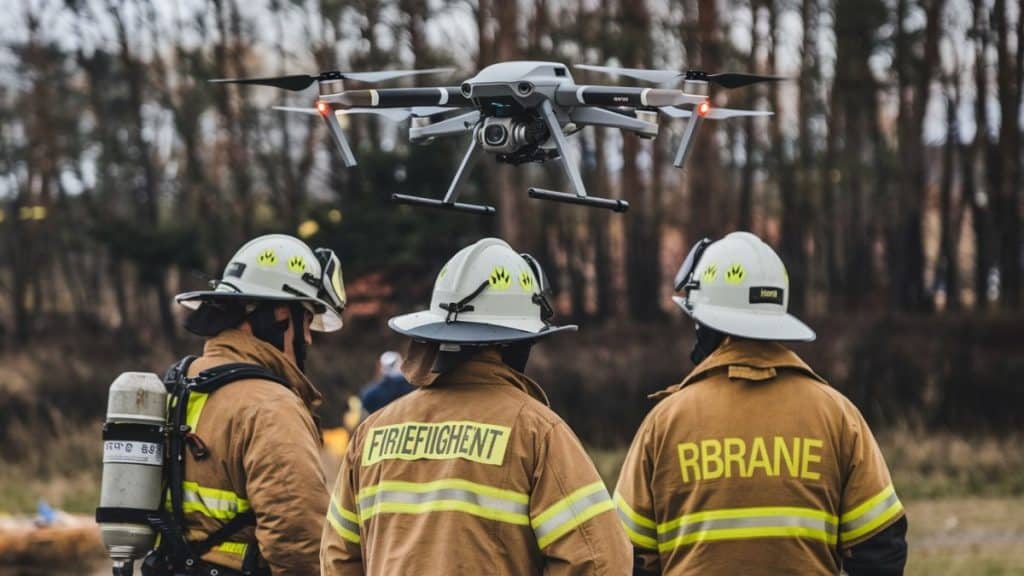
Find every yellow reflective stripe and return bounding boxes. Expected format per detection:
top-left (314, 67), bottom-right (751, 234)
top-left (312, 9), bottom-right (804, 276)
top-left (214, 542), bottom-right (248, 556)
top-left (614, 493), bottom-right (658, 549)
top-left (656, 506), bottom-right (838, 553)
top-left (180, 481), bottom-right (251, 521)
top-left (659, 525), bottom-right (837, 552)
top-left (658, 505), bottom-right (837, 534)
top-left (840, 485), bottom-right (904, 543)
top-left (357, 478), bottom-right (529, 526)
top-left (358, 479), bottom-right (528, 504)
top-left (532, 481), bottom-right (615, 549)
top-left (186, 391), bottom-right (209, 431)
top-left (327, 497), bottom-right (361, 544)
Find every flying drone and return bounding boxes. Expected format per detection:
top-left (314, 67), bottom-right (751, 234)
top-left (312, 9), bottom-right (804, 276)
top-left (212, 62), bottom-right (780, 214)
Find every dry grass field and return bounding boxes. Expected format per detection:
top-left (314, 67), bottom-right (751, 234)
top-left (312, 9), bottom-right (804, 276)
top-left (2, 430), bottom-right (1022, 574)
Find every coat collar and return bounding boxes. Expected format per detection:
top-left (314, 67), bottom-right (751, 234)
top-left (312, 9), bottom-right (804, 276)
top-left (202, 328), bottom-right (323, 410)
top-left (650, 337), bottom-right (826, 400)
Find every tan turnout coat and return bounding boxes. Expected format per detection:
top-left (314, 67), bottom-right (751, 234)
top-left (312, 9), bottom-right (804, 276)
top-left (615, 338), bottom-right (905, 575)
top-left (179, 329), bottom-right (328, 574)
top-left (321, 346), bottom-right (631, 575)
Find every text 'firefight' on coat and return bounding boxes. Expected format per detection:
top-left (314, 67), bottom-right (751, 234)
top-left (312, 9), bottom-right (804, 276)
top-left (615, 338), bottom-right (906, 575)
top-left (321, 346), bottom-right (632, 575)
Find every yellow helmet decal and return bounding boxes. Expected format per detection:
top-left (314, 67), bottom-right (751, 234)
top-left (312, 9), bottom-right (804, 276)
top-left (489, 266), bottom-right (512, 290)
top-left (702, 264), bottom-right (718, 283)
top-left (725, 263), bottom-right (746, 285)
top-left (256, 249), bottom-right (277, 267)
top-left (288, 255), bottom-right (307, 274)
top-left (519, 270), bottom-right (535, 292)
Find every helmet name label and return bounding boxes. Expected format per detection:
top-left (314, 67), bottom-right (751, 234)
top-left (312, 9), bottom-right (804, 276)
top-left (677, 436), bottom-right (823, 484)
top-left (363, 421), bottom-right (511, 467)
top-left (749, 286), bottom-right (784, 305)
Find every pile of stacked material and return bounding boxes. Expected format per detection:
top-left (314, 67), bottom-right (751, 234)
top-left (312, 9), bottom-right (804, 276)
top-left (0, 504), bottom-right (104, 572)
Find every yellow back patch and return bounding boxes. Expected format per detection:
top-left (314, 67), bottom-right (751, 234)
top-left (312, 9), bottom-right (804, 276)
top-left (363, 421), bottom-right (511, 467)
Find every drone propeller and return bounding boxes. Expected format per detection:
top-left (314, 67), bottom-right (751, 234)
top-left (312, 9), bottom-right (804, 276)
top-left (210, 67), bottom-right (455, 91)
top-left (575, 64), bottom-right (784, 89)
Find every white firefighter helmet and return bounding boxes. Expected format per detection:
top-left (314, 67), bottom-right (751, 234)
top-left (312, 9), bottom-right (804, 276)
top-left (389, 237), bottom-right (576, 344)
top-left (176, 234), bottom-right (346, 332)
top-left (672, 231), bottom-right (815, 341)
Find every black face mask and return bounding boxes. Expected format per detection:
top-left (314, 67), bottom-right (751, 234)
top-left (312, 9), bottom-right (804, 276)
top-left (691, 323), bottom-right (726, 365)
top-left (430, 347), bottom-right (478, 374)
top-left (184, 301), bottom-right (248, 337)
top-left (248, 304), bottom-right (289, 352)
top-left (248, 303), bottom-right (311, 371)
top-left (288, 302), bottom-right (309, 372)
top-left (500, 341), bottom-right (534, 373)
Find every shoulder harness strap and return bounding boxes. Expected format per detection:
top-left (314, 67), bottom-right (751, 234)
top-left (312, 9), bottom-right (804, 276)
top-left (155, 357), bottom-right (289, 572)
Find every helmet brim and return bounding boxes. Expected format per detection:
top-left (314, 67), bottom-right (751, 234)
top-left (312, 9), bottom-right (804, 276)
top-left (175, 290), bottom-right (343, 332)
top-left (388, 310), bottom-right (577, 344)
top-left (673, 297), bottom-right (815, 342)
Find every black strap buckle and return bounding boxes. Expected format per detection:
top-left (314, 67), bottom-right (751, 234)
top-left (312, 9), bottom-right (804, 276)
top-left (439, 280), bottom-right (489, 324)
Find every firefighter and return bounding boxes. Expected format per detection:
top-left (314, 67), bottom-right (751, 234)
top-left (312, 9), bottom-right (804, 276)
top-left (321, 237), bottom-right (631, 575)
top-left (615, 231), bottom-right (907, 575)
top-left (159, 234), bottom-right (346, 575)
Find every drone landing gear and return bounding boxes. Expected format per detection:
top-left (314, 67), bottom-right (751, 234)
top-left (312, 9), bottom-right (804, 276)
top-left (392, 130), bottom-right (497, 215)
top-left (532, 100), bottom-right (630, 213)
top-left (528, 188), bottom-right (629, 212)
top-left (392, 194), bottom-right (496, 215)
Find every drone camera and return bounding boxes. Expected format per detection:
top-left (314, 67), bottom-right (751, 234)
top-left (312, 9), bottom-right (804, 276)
top-left (483, 123), bottom-right (509, 147)
top-left (516, 82), bottom-right (534, 96)
top-left (478, 116), bottom-right (549, 156)
top-left (461, 82), bottom-right (473, 98)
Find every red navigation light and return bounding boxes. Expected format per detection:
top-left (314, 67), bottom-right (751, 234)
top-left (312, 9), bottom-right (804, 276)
top-left (316, 101), bottom-right (331, 116)
top-left (697, 101), bottom-right (711, 117)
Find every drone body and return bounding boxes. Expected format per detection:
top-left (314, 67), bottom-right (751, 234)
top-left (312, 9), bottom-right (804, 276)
top-left (213, 61), bottom-right (779, 214)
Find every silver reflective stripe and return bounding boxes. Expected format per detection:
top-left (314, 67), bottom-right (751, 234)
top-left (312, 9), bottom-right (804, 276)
top-left (616, 506), bottom-right (658, 541)
top-left (359, 488), bottom-right (528, 516)
top-left (532, 485), bottom-right (611, 543)
top-left (329, 501), bottom-right (360, 535)
top-left (840, 490), bottom-right (901, 535)
top-left (659, 513), bottom-right (837, 545)
top-left (182, 489), bottom-right (244, 515)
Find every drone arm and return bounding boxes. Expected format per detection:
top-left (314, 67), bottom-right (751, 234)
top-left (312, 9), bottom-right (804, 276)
top-left (409, 111), bottom-right (481, 142)
top-left (320, 106), bottom-right (357, 167)
top-left (322, 87), bottom-right (471, 108)
top-left (673, 113), bottom-right (704, 169)
top-left (568, 107), bottom-right (659, 138)
top-left (554, 85), bottom-right (705, 108)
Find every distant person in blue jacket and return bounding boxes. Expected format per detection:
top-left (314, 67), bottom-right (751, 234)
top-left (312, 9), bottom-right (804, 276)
top-left (360, 351), bottom-right (414, 414)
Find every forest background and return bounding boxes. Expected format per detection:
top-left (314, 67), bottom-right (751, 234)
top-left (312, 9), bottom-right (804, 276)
top-left (1, 0), bottom-right (1023, 573)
